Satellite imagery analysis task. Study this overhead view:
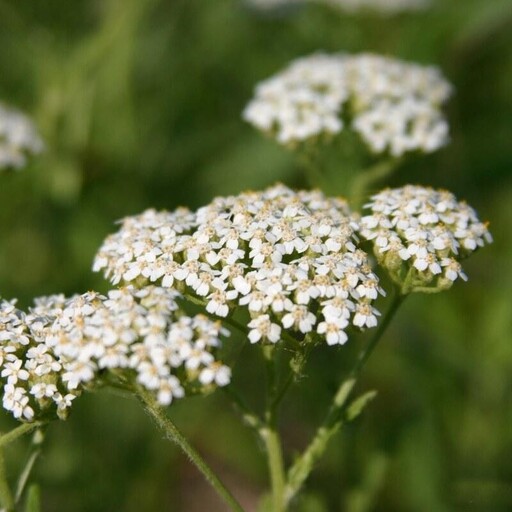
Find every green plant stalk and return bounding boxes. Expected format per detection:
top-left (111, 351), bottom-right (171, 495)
top-left (349, 159), bottom-right (400, 208)
top-left (15, 428), bottom-right (46, 505)
top-left (283, 292), bottom-right (405, 506)
top-left (137, 388), bottom-right (245, 512)
top-left (299, 148), bottom-right (326, 190)
top-left (260, 425), bottom-right (286, 512)
top-left (0, 446), bottom-right (14, 512)
top-left (0, 423), bottom-right (43, 451)
top-left (261, 344), bottom-right (286, 512)
top-left (0, 423), bottom-right (46, 511)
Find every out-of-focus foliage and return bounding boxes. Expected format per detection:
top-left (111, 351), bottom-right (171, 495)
top-left (0, 0), bottom-right (510, 510)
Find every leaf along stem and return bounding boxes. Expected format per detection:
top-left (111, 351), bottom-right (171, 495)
top-left (283, 291), bottom-right (405, 506)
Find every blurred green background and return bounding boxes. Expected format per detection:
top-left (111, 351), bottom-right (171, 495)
top-left (0, 0), bottom-right (511, 510)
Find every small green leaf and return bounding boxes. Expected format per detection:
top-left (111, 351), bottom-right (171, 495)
top-left (346, 390), bottom-right (378, 422)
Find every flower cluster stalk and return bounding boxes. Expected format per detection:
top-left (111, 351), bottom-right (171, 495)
top-left (15, 428), bottom-right (46, 505)
top-left (0, 423), bottom-right (45, 512)
top-left (283, 291), bottom-right (405, 506)
top-left (137, 388), bottom-right (245, 512)
top-left (0, 446), bottom-right (14, 512)
top-left (261, 345), bottom-right (287, 512)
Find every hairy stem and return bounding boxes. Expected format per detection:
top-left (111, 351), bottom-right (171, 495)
top-left (0, 423), bottom-right (43, 451)
top-left (137, 388), bottom-right (245, 512)
top-left (284, 292), bottom-right (405, 506)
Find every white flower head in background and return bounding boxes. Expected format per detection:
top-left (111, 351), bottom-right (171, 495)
top-left (243, 52), bottom-right (452, 157)
top-left (0, 103), bottom-right (44, 171)
top-left (359, 185), bottom-right (492, 293)
top-left (0, 286), bottom-right (231, 422)
top-left (94, 184), bottom-right (384, 347)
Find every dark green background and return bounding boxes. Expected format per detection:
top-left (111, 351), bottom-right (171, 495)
top-left (0, 0), bottom-right (511, 510)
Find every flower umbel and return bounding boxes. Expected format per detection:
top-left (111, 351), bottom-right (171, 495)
top-left (243, 53), bottom-right (451, 156)
top-left (359, 185), bottom-right (492, 293)
top-left (0, 286), bottom-right (231, 422)
top-left (94, 184), bottom-right (384, 346)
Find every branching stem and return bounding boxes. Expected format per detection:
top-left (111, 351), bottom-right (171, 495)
top-left (283, 292), bottom-right (405, 506)
top-left (137, 388), bottom-right (245, 512)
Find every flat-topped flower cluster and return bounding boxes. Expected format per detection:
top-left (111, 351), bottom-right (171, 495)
top-left (0, 103), bottom-right (44, 170)
top-left (360, 185), bottom-right (492, 292)
top-left (0, 184), bottom-right (491, 423)
top-left (0, 286), bottom-right (230, 421)
top-left (243, 53), bottom-right (451, 156)
top-left (94, 185), bottom-right (384, 347)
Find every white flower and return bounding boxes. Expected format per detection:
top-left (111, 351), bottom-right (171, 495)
top-left (360, 186), bottom-right (492, 292)
top-left (441, 258), bottom-right (467, 282)
top-left (248, 315), bottom-right (282, 343)
top-left (243, 53), bottom-right (451, 156)
top-left (3, 384), bottom-right (34, 420)
top-left (0, 286), bottom-right (232, 420)
top-left (353, 304), bottom-right (380, 328)
top-left (62, 361), bottom-right (96, 390)
top-left (1, 359), bottom-right (30, 384)
top-left (53, 392), bottom-right (76, 411)
top-left (281, 305), bottom-right (316, 333)
top-left (94, 185), bottom-right (383, 348)
top-left (157, 376), bottom-right (185, 406)
top-left (30, 383), bottom-right (58, 399)
top-left (199, 363), bottom-right (232, 387)
top-left (0, 103), bottom-right (44, 171)
top-left (317, 317), bottom-right (349, 345)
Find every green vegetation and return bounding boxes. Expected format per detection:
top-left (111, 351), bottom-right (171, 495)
top-left (0, 0), bottom-right (510, 510)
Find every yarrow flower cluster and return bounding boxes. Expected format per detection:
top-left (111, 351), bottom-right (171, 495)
top-left (0, 103), bottom-right (44, 170)
top-left (94, 185), bottom-right (384, 347)
top-left (0, 286), bottom-right (230, 421)
top-left (247, 0), bottom-right (429, 14)
top-left (243, 53), bottom-right (452, 156)
top-left (359, 185), bottom-right (492, 293)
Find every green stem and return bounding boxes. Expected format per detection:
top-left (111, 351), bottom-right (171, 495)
top-left (261, 344), bottom-right (286, 512)
top-left (137, 388), bottom-right (245, 512)
top-left (283, 292), bottom-right (405, 506)
top-left (0, 446), bottom-right (14, 512)
top-left (299, 148), bottom-right (326, 190)
top-left (349, 159), bottom-right (400, 208)
top-left (15, 428), bottom-right (46, 504)
top-left (271, 339), bottom-right (314, 413)
top-left (0, 423), bottom-right (46, 511)
top-left (260, 426), bottom-right (286, 512)
top-left (0, 423), bottom-right (43, 451)
top-left (350, 293), bottom-right (405, 379)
